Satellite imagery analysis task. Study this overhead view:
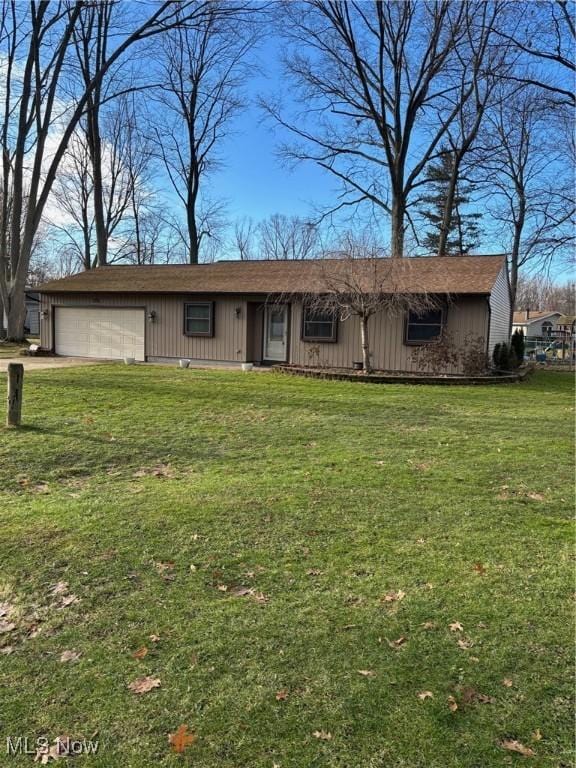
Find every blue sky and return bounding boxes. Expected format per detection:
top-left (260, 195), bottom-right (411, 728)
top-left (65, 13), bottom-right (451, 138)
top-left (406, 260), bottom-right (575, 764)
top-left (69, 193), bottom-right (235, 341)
top-left (207, 36), bottom-right (337, 223)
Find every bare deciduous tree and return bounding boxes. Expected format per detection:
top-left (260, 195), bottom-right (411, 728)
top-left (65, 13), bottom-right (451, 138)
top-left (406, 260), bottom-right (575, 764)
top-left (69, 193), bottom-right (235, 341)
top-left (257, 214), bottom-right (319, 260)
top-left (52, 96), bottom-right (152, 270)
top-left (515, 274), bottom-right (575, 315)
top-left (152, 3), bottom-right (256, 264)
top-left (300, 239), bottom-right (439, 372)
top-left (476, 87), bottom-right (575, 307)
top-left (266, 1), bottom-right (506, 258)
top-left (497, 0), bottom-right (575, 108)
top-left (231, 213), bottom-right (321, 260)
top-left (0, 0), bottom-right (222, 341)
top-left (234, 217), bottom-right (256, 260)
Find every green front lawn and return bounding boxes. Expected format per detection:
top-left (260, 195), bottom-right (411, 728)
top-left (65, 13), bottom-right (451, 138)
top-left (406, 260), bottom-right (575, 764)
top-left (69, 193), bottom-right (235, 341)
top-left (0, 366), bottom-right (573, 767)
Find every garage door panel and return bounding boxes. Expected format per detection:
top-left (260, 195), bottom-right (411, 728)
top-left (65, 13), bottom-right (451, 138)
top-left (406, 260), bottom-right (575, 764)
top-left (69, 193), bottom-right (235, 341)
top-left (55, 308), bottom-right (145, 361)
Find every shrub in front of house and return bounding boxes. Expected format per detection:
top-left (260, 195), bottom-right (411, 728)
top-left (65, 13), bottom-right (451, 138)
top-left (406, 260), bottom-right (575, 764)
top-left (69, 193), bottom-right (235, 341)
top-left (492, 343), bottom-right (501, 369)
top-left (409, 331), bottom-right (460, 373)
top-left (461, 334), bottom-right (489, 375)
top-left (492, 341), bottom-right (521, 371)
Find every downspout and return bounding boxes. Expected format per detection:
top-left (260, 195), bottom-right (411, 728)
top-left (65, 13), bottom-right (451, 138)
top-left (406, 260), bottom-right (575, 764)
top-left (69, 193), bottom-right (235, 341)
top-left (485, 295), bottom-right (491, 362)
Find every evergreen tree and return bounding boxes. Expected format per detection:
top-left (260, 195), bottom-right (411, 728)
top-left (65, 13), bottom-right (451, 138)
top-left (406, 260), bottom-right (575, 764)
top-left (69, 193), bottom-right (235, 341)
top-left (511, 329), bottom-right (525, 362)
top-left (418, 149), bottom-right (482, 255)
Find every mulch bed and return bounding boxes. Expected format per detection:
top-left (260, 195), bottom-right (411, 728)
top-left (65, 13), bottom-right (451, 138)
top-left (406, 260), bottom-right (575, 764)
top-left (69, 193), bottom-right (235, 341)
top-left (274, 364), bottom-right (533, 385)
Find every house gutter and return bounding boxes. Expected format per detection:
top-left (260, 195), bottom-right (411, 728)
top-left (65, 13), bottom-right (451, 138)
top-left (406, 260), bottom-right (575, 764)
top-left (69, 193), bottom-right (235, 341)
top-left (485, 295), bottom-right (492, 360)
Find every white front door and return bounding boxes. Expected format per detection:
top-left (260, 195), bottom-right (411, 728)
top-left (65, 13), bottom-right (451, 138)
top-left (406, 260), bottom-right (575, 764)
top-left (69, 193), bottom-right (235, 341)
top-left (264, 304), bottom-right (288, 362)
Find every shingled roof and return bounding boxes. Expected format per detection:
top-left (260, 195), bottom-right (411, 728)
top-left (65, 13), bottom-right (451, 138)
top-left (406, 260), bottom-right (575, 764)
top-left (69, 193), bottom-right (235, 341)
top-left (512, 310), bottom-right (560, 324)
top-left (38, 255), bottom-right (507, 296)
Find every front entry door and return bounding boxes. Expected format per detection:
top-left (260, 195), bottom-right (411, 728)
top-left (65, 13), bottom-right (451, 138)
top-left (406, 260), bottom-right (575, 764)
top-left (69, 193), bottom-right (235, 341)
top-left (264, 304), bottom-right (288, 362)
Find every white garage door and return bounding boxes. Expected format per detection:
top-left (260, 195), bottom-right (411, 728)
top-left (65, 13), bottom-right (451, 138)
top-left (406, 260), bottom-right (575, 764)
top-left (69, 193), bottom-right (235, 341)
top-left (55, 307), bottom-right (145, 361)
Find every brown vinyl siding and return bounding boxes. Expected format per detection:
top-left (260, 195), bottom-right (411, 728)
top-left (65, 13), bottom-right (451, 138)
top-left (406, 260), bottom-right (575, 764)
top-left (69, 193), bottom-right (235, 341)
top-left (246, 302), bottom-right (265, 363)
top-left (289, 296), bottom-right (490, 374)
top-left (41, 293), bottom-right (251, 363)
top-left (41, 291), bottom-right (492, 373)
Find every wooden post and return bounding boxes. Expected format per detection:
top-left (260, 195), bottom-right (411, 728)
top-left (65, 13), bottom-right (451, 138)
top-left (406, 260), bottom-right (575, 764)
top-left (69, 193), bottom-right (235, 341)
top-left (7, 363), bottom-right (24, 427)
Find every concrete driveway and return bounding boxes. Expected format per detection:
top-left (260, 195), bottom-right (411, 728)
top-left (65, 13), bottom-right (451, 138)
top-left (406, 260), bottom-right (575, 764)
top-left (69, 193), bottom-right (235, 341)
top-left (0, 356), bottom-right (105, 371)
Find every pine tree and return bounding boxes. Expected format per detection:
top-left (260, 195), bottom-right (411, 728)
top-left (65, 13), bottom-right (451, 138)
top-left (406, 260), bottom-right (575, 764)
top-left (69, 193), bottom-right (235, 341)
top-left (511, 329), bottom-right (525, 363)
top-left (418, 150), bottom-right (482, 255)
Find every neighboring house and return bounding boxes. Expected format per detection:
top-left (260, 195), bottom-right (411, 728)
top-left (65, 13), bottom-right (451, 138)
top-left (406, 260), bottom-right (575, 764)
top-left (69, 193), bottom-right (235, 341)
top-left (512, 310), bottom-right (562, 338)
top-left (38, 255), bottom-right (510, 374)
top-left (0, 289), bottom-right (41, 338)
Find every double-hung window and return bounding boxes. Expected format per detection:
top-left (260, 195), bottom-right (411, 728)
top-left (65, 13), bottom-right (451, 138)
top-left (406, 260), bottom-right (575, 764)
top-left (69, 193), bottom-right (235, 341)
top-left (405, 309), bottom-right (443, 344)
top-left (184, 302), bottom-right (214, 337)
top-left (302, 307), bottom-right (338, 342)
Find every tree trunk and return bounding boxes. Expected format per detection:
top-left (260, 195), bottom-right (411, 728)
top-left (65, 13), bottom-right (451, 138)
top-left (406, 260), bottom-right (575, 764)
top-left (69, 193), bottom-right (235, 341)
top-left (5, 287), bottom-right (27, 342)
top-left (390, 194), bottom-right (405, 259)
top-left (360, 314), bottom-right (372, 373)
top-left (508, 194), bottom-right (525, 335)
top-left (187, 206), bottom-right (199, 265)
top-left (87, 105), bottom-right (108, 267)
top-left (437, 159), bottom-right (460, 257)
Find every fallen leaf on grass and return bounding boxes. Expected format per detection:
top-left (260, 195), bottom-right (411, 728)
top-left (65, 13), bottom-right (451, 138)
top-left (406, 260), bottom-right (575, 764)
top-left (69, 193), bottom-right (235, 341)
top-left (306, 569), bottom-right (323, 576)
top-left (460, 686), bottom-right (494, 705)
top-left (168, 725), bottom-right (197, 753)
top-left (128, 676), bottom-right (161, 694)
top-left (0, 646), bottom-right (13, 655)
top-left (0, 621), bottom-right (16, 634)
top-left (449, 621), bottom-right (463, 632)
top-left (155, 561), bottom-right (175, 574)
top-left (526, 492), bottom-right (544, 501)
top-left (230, 586), bottom-right (252, 597)
top-left (386, 636), bottom-right (407, 649)
top-left (59, 595), bottom-right (79, 608)
top-left (60, 650), bottom-right (81, 663)
top-left (473, 563), bottom-right (487, 575)
top-left (502, 678), bottom-right (513, 687)
top-left (417, 691), bottom-right (433, 700)
top-left (35, 736), bottom-right (74, 764)
top-left (381, 590), bottom-right (405, 603)
top-left (421, 621), bottom-right (436, 630)
top-left (34, 743), bottom-right (60, 764)
top-left (447, 695), bottom-right (458, 712)
top-left (531, 729), bottom-right (543, 742)
top-left (499, 739), bottom-right (535, 757)
top-left (312, 730), bottom-right (332, 740)
top-left (275, 689), bottom-right (288, 701)
top-left (457, 637), bottom-right (474, 649)
top-left (357, 669), bottom-right (376, 677)
top-left (228, 586), bottom-right (269, 603)
top-left (50, 581), bottom-right (69, 596)
top-left (132, 646), bottom-right (148, 660)
top-left (149, 634), bottom-right (161, 643)
top-left (217, 584), bottom-right (228, 592)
